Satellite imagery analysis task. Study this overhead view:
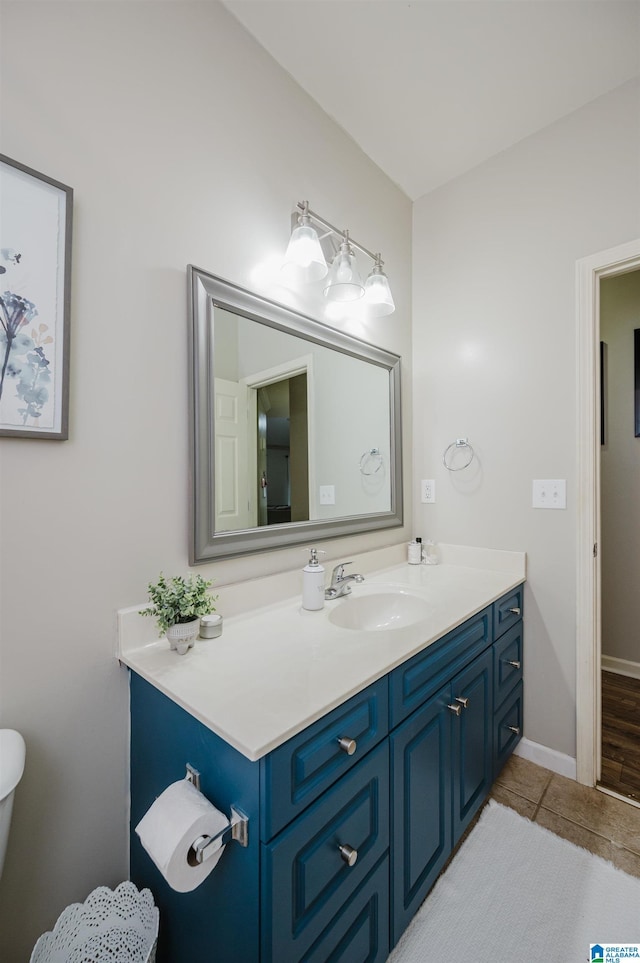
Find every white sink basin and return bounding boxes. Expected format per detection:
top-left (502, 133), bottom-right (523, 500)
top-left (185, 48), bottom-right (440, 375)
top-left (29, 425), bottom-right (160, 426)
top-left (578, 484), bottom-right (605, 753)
top-left (327, 588), bottom-right (432, 631)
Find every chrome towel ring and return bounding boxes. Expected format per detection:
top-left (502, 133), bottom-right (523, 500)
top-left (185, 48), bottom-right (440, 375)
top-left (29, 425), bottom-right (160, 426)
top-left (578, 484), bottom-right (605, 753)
top-left (359, 448), bottom-right (384, 476)
top-left (443, 438), bottom-right (475, 471)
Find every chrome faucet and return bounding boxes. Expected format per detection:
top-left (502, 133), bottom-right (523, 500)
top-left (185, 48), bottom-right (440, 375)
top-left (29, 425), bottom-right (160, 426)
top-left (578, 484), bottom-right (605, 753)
top-left (325, 561), bottom-right (365, 600)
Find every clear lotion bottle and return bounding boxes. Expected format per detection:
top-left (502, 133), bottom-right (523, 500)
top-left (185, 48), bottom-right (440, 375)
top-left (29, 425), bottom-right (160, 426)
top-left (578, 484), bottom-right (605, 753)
top-left (302, 548), bottom-right (325, 611)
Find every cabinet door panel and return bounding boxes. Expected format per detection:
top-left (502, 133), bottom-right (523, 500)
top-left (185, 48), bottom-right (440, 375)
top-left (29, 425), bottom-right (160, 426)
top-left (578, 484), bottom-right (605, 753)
top-left (390, 691), bottom-right (451, 946)
top-left (451, 648), bottom-right (493, 845)
top-left (301, 857), bottom-right (389, 963)
top-left (262, 742), bottom-right (389, 963)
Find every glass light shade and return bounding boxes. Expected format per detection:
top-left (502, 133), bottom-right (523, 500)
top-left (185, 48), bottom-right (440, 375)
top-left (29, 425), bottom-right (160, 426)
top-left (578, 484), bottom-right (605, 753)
top-left (364, 265), bottom-right (395, 317)
top-left (282, 222), bottom-right (327, 284)
top-left (323, 238), bottom-right (364, 302)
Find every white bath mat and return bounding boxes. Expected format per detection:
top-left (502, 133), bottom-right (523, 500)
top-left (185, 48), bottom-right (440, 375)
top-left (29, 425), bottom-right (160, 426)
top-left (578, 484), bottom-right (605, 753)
top-left (388, 799), bottom-right (640, 963)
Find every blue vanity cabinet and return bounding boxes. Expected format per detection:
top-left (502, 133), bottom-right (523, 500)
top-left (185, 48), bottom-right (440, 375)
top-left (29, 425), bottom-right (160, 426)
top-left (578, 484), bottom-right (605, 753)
top-left (129, 585), bottom-right (524, 963)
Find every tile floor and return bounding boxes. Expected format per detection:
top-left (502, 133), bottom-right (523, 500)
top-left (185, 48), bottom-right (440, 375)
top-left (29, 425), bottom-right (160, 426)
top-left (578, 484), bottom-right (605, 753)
top-left (488, 754), bottom-right (640, 878)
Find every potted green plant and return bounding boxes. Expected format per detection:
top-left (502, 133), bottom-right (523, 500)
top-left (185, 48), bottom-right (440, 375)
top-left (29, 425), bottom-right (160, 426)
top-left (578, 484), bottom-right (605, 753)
top-left (141, 573), bottom-right (217, 654)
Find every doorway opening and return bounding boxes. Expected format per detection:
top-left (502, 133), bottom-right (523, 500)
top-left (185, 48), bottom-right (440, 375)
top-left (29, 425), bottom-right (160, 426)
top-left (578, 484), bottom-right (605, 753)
top-left (257, 373), bottom-right (309, 527)
top-left (576, 238), bottom-right (640, 794)
top-left (599, 268), bottom-right (640, 803)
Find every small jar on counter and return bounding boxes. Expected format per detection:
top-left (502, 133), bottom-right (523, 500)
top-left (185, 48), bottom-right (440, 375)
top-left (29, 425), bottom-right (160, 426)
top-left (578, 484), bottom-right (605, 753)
top-left (200, 613), bottom-right (223, 639)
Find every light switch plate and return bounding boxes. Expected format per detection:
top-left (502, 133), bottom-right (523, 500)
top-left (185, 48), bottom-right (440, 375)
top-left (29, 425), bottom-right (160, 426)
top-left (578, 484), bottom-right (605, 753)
top-left (319, 485), bottom-right (335, 505)
top-left (532, 479), bottom-right (566, 509)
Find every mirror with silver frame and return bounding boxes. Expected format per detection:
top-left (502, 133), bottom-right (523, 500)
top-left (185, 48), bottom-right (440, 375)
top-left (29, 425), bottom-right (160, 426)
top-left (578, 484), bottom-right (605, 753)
top-left (188, 266), bottom-right (403, 562)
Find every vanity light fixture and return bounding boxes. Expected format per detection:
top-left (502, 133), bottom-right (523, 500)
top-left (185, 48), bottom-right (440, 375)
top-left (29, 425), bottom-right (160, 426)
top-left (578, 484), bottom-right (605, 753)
top-left (363, 254), bottom-right (395, 317)
top-left (281, 200), bottom-right (328, 284)
top-left (282, 201), bottom-right (396, 317)
top-left (323, 230), bottom-right (364, 302)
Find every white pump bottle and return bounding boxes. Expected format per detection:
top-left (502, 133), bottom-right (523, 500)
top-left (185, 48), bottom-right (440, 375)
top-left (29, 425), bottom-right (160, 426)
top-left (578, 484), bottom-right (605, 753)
top-left (302, 548), bottom-right (326, 611)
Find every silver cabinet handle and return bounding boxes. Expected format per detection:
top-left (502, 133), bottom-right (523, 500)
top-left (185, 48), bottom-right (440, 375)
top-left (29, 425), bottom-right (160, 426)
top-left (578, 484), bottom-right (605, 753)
top-left (447, 703), bottom-right (462, 716)
top-left (507, 725), bottom-right (521, 735)
top-left (455, 696), bottom-right (469, 709)
top-left (508, 607), bottom-right (521, 616)
top-left (338, 843), bottom-right (358, 867)
top-left (505, 660), bottom-right (521, 669)
top-left (337, 737), bottom-right (357, 756)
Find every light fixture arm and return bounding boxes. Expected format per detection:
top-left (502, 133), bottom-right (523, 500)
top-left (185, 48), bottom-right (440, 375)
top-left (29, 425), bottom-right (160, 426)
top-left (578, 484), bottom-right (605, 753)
top-left (294, 201), bottom-right (379, 265)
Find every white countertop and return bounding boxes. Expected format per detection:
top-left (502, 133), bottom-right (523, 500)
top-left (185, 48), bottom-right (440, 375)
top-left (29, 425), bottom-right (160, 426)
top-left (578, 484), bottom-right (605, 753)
top-left (118, 545), bottom-right (525, 762)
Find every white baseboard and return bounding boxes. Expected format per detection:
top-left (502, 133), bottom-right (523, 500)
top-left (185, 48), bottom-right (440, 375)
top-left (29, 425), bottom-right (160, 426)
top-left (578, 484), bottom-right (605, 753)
top-left (602, 655), bottom-right (640, 680)
top-left (514, 737), bottom-right (577, 780)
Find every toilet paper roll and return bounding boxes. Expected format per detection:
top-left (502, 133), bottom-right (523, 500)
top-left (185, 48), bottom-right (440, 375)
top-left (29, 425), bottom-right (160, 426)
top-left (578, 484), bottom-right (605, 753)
top-left (135, 779), bottom-right (229, 893)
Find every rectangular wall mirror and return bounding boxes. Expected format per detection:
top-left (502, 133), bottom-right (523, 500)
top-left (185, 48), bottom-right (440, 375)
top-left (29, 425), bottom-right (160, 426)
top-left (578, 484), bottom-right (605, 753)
top-left (188, 267), bottom-right (403, 562)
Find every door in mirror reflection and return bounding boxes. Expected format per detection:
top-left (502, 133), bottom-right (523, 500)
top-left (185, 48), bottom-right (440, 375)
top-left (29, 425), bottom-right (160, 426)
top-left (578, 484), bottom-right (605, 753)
top-left (214, 307), bottom-right (391, 527)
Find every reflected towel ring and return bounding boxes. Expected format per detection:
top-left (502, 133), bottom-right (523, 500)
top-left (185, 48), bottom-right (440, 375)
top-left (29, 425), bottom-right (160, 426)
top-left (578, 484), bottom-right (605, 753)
top-left (359, 448), bottom-right (384, 476)
top-left (443, 438), bottom-right (475, 471)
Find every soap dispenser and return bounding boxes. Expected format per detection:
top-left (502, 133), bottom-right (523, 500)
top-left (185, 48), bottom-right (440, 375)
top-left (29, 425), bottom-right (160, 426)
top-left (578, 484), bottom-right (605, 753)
top-left (302, 548), bottom-right (325, 611)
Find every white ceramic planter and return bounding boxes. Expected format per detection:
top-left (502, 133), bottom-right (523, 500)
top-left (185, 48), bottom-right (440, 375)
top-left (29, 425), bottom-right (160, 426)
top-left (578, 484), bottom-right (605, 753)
top-left (166, 618), bottom-right (200, 655)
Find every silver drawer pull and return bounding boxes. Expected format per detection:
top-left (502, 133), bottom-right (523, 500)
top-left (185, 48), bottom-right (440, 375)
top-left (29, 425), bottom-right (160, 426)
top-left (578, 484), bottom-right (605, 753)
top-left (508, 607), bottom-right (521, 616)
top-left (505, 660), bottom-right (521, 669)
top-left (337, 737), bottom-right (357, 756)
top-left (338, 843), bottom-right (358, 867)
top-left (507, 725), bottom-right (521, 735)
top-left (447, 703), bottom-right (462, 716)
top-left (455, 696), bottom-right (469, 709)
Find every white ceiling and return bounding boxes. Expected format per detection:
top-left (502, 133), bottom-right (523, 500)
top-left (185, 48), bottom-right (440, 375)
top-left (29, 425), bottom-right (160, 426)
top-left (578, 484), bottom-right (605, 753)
top-left (223, 0), bottom-right (640, 200)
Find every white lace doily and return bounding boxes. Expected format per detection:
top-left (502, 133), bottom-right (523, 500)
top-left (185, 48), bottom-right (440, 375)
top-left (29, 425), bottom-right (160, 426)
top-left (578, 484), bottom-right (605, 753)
top-left (30, 881), bottom-right (158, 963)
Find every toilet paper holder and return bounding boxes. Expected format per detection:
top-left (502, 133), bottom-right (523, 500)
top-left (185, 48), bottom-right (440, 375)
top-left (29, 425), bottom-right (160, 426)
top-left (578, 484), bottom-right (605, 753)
top-left (185, 764), bottom-right (249, 863)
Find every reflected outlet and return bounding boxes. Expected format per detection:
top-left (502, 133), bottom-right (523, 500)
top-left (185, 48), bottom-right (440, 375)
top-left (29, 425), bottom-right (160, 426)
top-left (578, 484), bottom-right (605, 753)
top-left (319, 485), bottom-right (335, 505)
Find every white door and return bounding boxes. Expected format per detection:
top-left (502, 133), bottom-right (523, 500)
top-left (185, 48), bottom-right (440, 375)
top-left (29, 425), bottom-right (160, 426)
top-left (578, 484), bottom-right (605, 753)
top-left (214, 378), bottom-right (254, 532)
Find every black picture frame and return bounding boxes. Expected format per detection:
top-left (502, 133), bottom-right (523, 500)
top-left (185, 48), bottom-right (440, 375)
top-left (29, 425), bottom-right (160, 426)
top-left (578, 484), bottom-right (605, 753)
top-left (0, 154), bottom-right (73, 439)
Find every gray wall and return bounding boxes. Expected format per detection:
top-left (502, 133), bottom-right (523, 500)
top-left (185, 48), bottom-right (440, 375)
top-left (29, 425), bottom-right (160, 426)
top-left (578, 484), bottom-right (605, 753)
top-left (600, 269), bottom-right (640, 667)
top-left (413, 78), bottom-right (640, 759)
top-left (0, 2), bottom-right (412, 956)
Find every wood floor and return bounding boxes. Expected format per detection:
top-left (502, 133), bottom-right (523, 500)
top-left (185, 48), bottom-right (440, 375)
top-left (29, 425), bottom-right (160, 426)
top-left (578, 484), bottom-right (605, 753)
top-left (601, 670), bottom-right (640, 802)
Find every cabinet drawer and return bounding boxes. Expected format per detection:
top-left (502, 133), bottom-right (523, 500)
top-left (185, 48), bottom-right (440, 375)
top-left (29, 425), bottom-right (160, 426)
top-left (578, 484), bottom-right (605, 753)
top-left (300, 857), bottom-right (389, 963)
top-left (261, 677), bottom-right (388, 840)
top-left (390, 606), bottom-right (492, 726)
top-left (493, 622), bottom-right (523, 709)
top-left (493, 586), bottom-right (523, 640)
top-left (261, 741), bottom-right (389, 963)
top-left (493, 681), bottom-right (523, 778)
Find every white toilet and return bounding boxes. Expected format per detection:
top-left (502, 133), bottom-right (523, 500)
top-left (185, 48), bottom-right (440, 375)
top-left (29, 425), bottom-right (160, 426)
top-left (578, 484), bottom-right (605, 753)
top-left (0, 729), bottom-right (26, 880)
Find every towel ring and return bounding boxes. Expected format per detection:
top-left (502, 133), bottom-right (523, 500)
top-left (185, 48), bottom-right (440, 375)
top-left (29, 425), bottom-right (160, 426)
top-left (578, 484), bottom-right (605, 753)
top-left (443, 438), bottom-right (475, 472)
top-left (359, 448), bottom-right (384, 476)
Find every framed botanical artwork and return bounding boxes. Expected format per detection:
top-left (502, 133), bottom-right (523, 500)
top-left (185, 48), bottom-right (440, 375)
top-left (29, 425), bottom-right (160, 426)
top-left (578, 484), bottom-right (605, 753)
top-left (0, 154), bottom-right (73, 439)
